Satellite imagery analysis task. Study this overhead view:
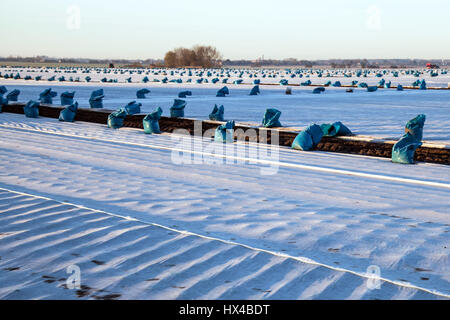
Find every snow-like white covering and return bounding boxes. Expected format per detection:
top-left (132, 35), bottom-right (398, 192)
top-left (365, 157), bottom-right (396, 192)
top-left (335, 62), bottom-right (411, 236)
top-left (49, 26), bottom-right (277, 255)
top-left (0, 113), bottom-right (449, 299)
top-left (1, 78), bottom-right (450, 144)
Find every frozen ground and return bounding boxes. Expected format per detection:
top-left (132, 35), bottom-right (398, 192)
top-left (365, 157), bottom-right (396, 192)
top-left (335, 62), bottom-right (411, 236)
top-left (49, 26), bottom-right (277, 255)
top-left (0, 113), bottom-right (448, 299)
top-left (1, 79), bottom-right (450, 145)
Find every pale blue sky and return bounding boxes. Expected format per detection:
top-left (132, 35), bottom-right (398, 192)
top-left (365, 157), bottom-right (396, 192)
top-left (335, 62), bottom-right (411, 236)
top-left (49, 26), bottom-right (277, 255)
top-left (1, 0), bottom-right (449, 60)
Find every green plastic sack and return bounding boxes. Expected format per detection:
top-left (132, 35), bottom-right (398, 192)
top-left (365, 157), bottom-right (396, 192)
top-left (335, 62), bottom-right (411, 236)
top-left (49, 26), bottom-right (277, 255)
top-left (124, 101), bottom-right (142, 115)
top-left (262, 108), bottom-right (282, 128)
top-left (60, 91), bottom-right (75, 105)
top-left (136, 89), bottom-right (150, 99)
top-left (0, 95), bottom-right (6, 112)
top-left (312, 87), bottom-right (325, 94)
top-left (89, 89), bottom-right (104, 108)
top-left (216, 86), bottom-right (229, 97)
top-left (214, 120), bottom-right (235, 143)
top-left (23, 100), bottom-right (40, 118)
top-left (392, 114), bottom-right (426, 164)
top-left (59, 102), bottom-right (78, 122)
top-left (107, 109), bottom-right (127, 129)
top-left (249, 85), bottom-right (260, 96)
top-left (6, 89), bottom-right (20, 102)
top-left (170, 99), bottom-right (186, 118)
top-left (209, 104), bottom-right (224, 121)
top-left (320, 121), bottom-right (352, 137)
top-left (39, 88), bottom-right (57, 104)
top-left (291, 124), bottom-right (323, 151)
top-left (143, 107), bottom-right (163, 134)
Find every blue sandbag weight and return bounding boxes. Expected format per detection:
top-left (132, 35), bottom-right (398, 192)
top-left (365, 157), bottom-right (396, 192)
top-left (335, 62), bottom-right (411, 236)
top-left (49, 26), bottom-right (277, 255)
top-left (170, 99), bottom-right (186, 118)
top-left (392, 114), bottom-right (426, 164)
top-left (136, 89), bottom-right (150, 99)
top-left (209, 104), bottom-right (225, 121)
top-left (291, 124), bottom-right (323, 151)
top-left (60, 91), bottom-right (75, 105)
top-left (23, 100), bottom-right (40, 118)
top-left (262, 108), bottom-right (282, 128)
top-left (214, 120), bottom-right (235, 143)
top-left (59, 102), bottom-right (78, 122)
top-left (107, 108), bottom-right (128, 129)
top-left (143, 107), bottom-right (163, 134)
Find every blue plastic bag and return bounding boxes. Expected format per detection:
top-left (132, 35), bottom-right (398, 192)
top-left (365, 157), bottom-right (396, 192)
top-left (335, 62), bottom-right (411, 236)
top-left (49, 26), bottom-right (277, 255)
top-left (367, 86), bottom-right (378, 92)
top-left (291, 124), bottom-right (324, 151)
top-left (262, 108), bottom-right (282, 128)
top-left (419, 79), bottom-right (426, 90)
top-left (143, 107), bottom-right (163, 134)
top-left (89, 89), bottom-right (104, 108)
top-left (170, 99), bottom-right (186, 118)
top-left (312, 87), bottom-right (325, 94)
top-left (0, 86), bottom-right (7, 95)
top-left (60, 91), bottom-right (75, 105)
top-left (216, 86), bottom-right (229, 97)
top-left (209, 104), bottom-right (225, 121)
top-left (107, 108), bottom-right (128, 129)
top-left (249, 85), bottom-right (260, 96)
top-left (320, 121), bottom-right (352, 137)
top-left (392, 114), bottom-right (426, 164)
top-left (214, 120), bottom-right (235, 143)
top-left (0, 95), bottom-right (6, 112)
top-left (6, 89), bottom-right (20, 102)
top-left (23, 100), bottom-right (40, 118)
top-left (136, 89), bottom-right (150, 99)
top-left (59, 102), bottom-right (78, 122)
top-left (39, 88), bottom-right (57, 104)
top-left (397, 84), bottom-right (403, 91)
top-left (124, 101), bottom-right (142, 115)
top-left (178, 91), bottom-right (192, 98)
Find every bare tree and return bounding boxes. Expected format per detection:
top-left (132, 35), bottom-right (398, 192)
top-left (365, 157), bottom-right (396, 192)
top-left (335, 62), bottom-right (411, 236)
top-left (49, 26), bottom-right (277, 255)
top-left (164, 45), bottom-right (222, 68)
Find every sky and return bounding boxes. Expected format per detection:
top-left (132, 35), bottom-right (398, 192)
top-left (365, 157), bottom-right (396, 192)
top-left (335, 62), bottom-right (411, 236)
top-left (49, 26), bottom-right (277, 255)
top-left (1, 0), bottom-right (450, 60)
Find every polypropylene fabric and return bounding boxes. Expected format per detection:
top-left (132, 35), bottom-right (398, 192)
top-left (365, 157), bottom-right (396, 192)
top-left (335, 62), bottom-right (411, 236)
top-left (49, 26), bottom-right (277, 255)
top-left (143, 107), bottom-right (163, 134)
top-left (170, 99), bottom-right (186, 118)
top-left (392, 114), bottom-right (426, 164)
top-left (209, 104), bottom-right (225, 121)
top-left (214, 120), bottom-right (235, 143)
top-left (291, 124), bottom-right (324, 151)
top-left (262, 108), bottom-right (282, 128)
top-left (59, 102), bottom-right (78, 122)
top-left (107, 109), bottom-right (128, 129)
top-left (23, 100), bottom-right (40, 118)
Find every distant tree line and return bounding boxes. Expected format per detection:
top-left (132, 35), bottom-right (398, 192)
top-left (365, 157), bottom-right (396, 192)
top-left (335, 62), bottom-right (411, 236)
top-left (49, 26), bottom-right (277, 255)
top-left (0, 55), bottom-right (447, 69)
top-left (164, 46), bottom-right (222, 68)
